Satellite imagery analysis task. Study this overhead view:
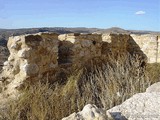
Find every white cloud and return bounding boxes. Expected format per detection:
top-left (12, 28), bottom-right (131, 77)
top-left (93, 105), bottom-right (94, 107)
top-left (135, 11), bottom-right (146, 15)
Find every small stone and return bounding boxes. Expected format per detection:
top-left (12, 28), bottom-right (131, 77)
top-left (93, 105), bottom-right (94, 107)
top-left (58, 34), bottom-right (67, 41)
top-left (66, 39), bottom-right (75, 43)
top-left (3, 61), bottom-right (8, 66)
top-left (21, 63), bottom-right (39, 76)
top-left (62, 104), bottom-right (107, 120)
top-left (18, 49), bottom-right (31, 59)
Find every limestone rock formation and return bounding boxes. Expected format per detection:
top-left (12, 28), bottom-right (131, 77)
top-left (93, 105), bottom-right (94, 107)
top-left (0, 32), bottom-right (106, 99)
top-left (106, 82), bottom-right (160, 119)
top-left (58, 33), bottom-right (102, 65)
top-left (0, 32), bottom-right (160, 119)
top-left (107, 92), bottom-right (160, 120)
top-left (102, 34), bottom-right (160, 63)
top-left (131, 34), bottom-right (160, 63)
top-left (62, 104), bottom-right (108, 120)
top-left (0, 32), bottom-right (59, 97)
top-left (63, 81), bottom-right (160, 120)
top-left (146, 82), bottom-right (160, 93)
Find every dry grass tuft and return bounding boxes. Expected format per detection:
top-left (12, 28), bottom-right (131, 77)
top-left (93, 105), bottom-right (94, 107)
top-left (0, 52), bottom-right (157, 120)
top-left (146, 63), bottom-right (160, 84)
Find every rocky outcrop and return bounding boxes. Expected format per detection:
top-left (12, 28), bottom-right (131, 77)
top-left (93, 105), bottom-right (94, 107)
top-left (102, 34), bottom-right (160, 63)
top-left (62, 104), bottom-right (108, 120)
top-left (146, 82), bottom-right (160, 93)
top-left (0, 33), bottom-right (59, 96)
top-left (58, 33), bottom-right (102, 65)
top-left (107, 82), bottom-right (160, 120)
top-left (1, 32), bottom-right (159, 97)
top-left (107, 92), bottom-right (160, 120)
top-left (0, 32), bottom-right (105, 98)
top-left (131, 34), bottom-right (160, 63)
top-left (0, 32), bottom-right (159, 119)
top-left (63, 82), bottom-right (160, 120)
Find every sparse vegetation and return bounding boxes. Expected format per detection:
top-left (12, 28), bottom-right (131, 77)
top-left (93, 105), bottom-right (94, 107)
top-left (146, 63), bottom-right (160, 84)
top-left (0, 53), bottom-right (159, 120)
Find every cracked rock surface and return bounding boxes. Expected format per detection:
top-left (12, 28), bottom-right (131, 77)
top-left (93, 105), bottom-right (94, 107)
top-left (107, 92), bottom-right (160, 120)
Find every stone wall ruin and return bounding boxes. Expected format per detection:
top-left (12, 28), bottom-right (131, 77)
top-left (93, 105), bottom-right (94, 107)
top-left (0, 32), bottom-right (159, 96)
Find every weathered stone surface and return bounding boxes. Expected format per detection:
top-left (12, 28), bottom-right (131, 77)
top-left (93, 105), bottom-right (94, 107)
top-left (17, 48), bottom-right (31, 58)
top-left (0, 32), bottom-right (59, 96)
top-left (62, 82), bottom-right (160, 120)
top-left (102, 34), bottom-right (130, 54)
top-left (0, 32), bottom-right (160, 99)
top-left (21, 63), bottom-right (39, 76)
top-left (146, 82), bottom-right (160, 93)
top-left (62, 104), bottom-right (108, 120)
top-left (102, 34), bottom-right (160, 63)
top-left (107, 92), bottom-right (160, 120)
top-left (1, 33), bottom-right (159, 71)
top-left (1, 32), bottom-right (160, 120)
top-left (58, 33), bottom-right (102, 64)
top-left (131, 34), bottom-right (159, 63)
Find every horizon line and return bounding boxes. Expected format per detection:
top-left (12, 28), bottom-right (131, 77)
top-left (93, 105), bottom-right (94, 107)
top-left (0, 26), bottom-right (159, 32)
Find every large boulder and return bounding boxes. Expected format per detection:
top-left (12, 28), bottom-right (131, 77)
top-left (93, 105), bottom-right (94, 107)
top-left (146, 82), bottom-right (160, 93)
top-left (107, 92), bottom-right (160, 120)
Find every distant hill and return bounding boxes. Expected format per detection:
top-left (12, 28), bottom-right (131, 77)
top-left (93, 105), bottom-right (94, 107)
top-left (95, 27), bottom-right (160, 35)
top-left (0, 27), bottom-right (159, 47)
top-left (0, 27), bottom-right (159, 44)
top-left (95, 27), bottom-right (130, 34)
top-left (0, 27), bottom-right (103, 46)
top-left (0, 26), bottom-right (159, 51)
top-left (129, 30), bottom-right (160, 35)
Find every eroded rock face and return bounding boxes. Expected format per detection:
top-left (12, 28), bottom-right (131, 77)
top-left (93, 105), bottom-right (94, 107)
top-left (1, 32), bottom-right (157, 98)
top-left (102, 34), bottom-right (130, 54)
top-left (62, 104), bottom-right (108, 120)
top-left (107, 92), bottom-right (160, 120)
top-left (0, 33), bottom-right (59, 96)
top-left (58, 33), bottom-right (102, 65)
top-left (62, 81), bottom-right (160, 120)
top-left (21, 63), bottom-right (39, 76)
top-left (146, 82), bottom-right (160, 93)
top-left (131, 34), bottom-right (159, 63)
top-left (0, 33), bottom-right (105, 97)
top-left (0, 33), bottom-right (157, 97)
top-left (1, 33), bottom-right (159, 84)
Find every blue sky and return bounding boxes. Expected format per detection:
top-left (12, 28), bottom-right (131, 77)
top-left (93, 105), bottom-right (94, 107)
top-left (0, 0), bottom-right (159, 31)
